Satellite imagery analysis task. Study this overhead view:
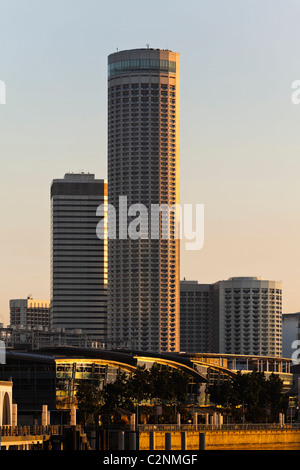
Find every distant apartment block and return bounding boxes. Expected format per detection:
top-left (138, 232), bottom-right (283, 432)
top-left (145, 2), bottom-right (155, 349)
top-left (50, 173), bottom-right (107, 343)
top-left (212, 277), bottom-right (282, 357)
top-left (180, 280), bottom-right (212, 353)
top-left (10, 297), bottom-right (50, 329)
top-left (180, 277), bottom-right (283, 357)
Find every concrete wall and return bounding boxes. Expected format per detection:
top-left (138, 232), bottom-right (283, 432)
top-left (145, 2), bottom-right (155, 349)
top-left (138, 429), bottom-right (300, 450)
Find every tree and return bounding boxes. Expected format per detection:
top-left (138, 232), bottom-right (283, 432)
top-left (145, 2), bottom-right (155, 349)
top-left (267, 373), bottom-right (288, 421)
top-left (129, 365), bottom-right (152, 403)
top-left (101, 368), bottom-right (152, 425)
top-left (148, 363), bottom-right (190, 405)
top-left (167, 368), bottom-right (190, 404)
top-left (102, 372), bottom-right (134, 412)
top-left (208, 370), bottom-right (287, 423)
top-left (100, 363), bottom-right (191, 425)
top-left (76, 380), bottom-right (104, 425)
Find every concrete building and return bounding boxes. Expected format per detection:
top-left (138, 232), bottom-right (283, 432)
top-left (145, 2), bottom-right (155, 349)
top-left (282, 312), bottom-right (300, 360)
top-left (50, 173), bottom-right (107, 344)
top-left (212, 277), bottom-right (282, 357)
top-left (0, 324), bottom-right (103, 350)
top-left (0, 347), bottom-right (293, 425)
top-left (0, 347), bottom-right (206, 423)
top-left (107, 48), bottom-right (180, 353)
top-left (180, 280), bottom-right (212, 353)
top-left (10, 297), bottom-right (50, 329)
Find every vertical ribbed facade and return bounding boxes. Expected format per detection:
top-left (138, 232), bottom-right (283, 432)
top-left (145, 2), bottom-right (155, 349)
top-left (50, 173), bottom-right (107, 343)
top-left (180, 281), bottom-right (212, 353)
top-left (107, 48), bottom-right (180, 353)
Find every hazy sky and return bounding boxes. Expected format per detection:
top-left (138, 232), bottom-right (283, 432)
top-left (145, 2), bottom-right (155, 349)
top-left (0, 0), bottom-right (300, 324)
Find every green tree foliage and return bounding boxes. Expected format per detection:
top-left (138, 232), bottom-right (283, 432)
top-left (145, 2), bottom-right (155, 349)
top-left (102, 372), bottom-right (135, 412)
top-left (76, 364), bottom-right (191, 425)
top-left (208, 370), bottom-right (288, 422)
top-left (129, 365), bottom-right (153, 403)
top-left (267, 373), bottom-right (289, 422)
top-left (102, 364), bottom-right (190, 411)
top-left (76, 380), bottom-right (104, 424)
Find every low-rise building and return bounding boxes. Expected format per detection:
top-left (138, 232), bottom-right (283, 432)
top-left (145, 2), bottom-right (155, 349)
top-left (0, 347), bottom-right (293, 425)
top-left (10, 297), bottom-right (50, 330)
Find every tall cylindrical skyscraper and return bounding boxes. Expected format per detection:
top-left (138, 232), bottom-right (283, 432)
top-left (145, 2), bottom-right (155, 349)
top-left (107, 48), bottom-right (180, 353)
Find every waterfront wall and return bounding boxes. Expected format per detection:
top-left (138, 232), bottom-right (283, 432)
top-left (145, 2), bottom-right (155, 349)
top-left (138, 429), bottom-right (300, 450)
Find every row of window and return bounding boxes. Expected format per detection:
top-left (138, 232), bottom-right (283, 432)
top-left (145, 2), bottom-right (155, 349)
top-left (108, 59), bottom-right (177, 78)
top-left (109, 83), bottom-right (175, 91)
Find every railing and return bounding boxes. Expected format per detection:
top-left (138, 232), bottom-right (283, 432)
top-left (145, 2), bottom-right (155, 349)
top-left (138, 423), bottom-right (300, 432)
top-left (2, 423), bottom-right (300, 436)
top-left (0, 425), bottom-right (63, 437)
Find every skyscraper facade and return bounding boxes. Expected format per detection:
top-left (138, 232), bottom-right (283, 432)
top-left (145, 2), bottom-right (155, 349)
top-left (107, 48), bottom-right (180, 353)
top-left (282, 312), bottom-right (300, 359)
top-left (180, 280), bottom-right (212, 353)
top-left (50, 173), bottom-right (107, 344)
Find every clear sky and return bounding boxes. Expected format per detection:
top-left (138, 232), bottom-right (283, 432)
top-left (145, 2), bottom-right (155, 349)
top-left (0, 0), bottom-right (300, 324)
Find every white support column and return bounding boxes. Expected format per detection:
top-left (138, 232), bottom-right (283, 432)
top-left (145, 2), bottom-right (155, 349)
top-left (12, 404), bottom-right (17, 427)
top-left (130, 413), bottom-right (135, 431)
top-left (70, 405), bottom-right (76, 426)
top-left (42, 405), bottom-right (48, 427)
top-left (279, 413), bottom-right (285, 427)
top-left (0, 391), bottom-right (2, 426)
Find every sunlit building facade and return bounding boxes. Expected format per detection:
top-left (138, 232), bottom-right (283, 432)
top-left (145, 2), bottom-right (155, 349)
top-left (10, 297), bottom-right (50, 329)
top-left (212, 277), bottom-right (283, 357)
top-left (107, 48), bottom-right (180, 353)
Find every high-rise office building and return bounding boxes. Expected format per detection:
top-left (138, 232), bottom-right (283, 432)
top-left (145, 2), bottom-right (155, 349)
top-left (50, 173), bottom-right (107, 344)
top-left (180, 281), bottom-right (212, 353)
top-left (212, 277), bottom-right (282, 357)
top-left (107, 48), bottom-right (180, 352)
